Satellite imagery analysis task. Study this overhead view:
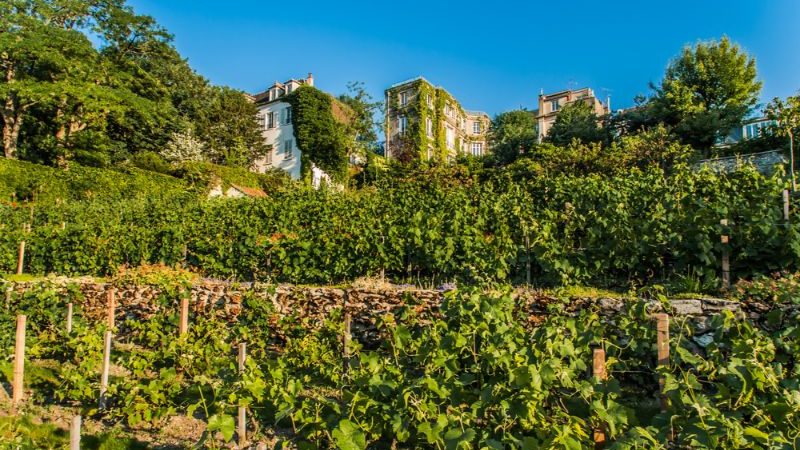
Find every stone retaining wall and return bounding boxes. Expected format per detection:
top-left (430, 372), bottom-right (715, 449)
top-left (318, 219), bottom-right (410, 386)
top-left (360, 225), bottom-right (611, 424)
top-left (6, 279), bottom-right (799, 347)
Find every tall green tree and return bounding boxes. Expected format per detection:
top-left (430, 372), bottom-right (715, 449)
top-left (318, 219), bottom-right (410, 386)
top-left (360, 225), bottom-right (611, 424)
top-left (488, 110), bottom-right (538, 165)
top-left (195, 86), bottom-right (266, 168)
top-left (337, 81), bottom-right (381, 159)
top-left (546, 101), bottom-right (607, 147)
top-left (652, 37), bottom-right (762, 150)
top-left (766, 93), bottom-right (800, 190)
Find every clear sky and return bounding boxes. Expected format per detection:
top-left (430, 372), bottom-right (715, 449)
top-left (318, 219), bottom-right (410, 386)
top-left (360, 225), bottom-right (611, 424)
top-left (127, 0), bottom-right (799, 117)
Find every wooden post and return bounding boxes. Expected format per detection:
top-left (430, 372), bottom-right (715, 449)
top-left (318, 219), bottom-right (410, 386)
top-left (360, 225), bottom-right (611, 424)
top-left (13, 315), bottom-right (26, 406)
top-left (66, 302), bottom-right (73, 334)
top-left (343, 309), bottom-right (352, 378)
top-left (107, 288), bottom-right (116, 329)
top-left (721, 235), bottom-right (730, 290)
top-left (99, 330), bottom-right (112, 410)
top-left (70, 415), bottom-right (81, 450)
top-left (592, 348), bottom-right (608, 449)
top-left (238, 342), bottom-right (247, 448)
top-left (179, 297), bottom-right (189, 336)
top-left (16, 240), bottom-right (25, 275)
top-left (656, 313), bottom-right (670, 411)
top-left (784, 189), bottom-right (791, 222)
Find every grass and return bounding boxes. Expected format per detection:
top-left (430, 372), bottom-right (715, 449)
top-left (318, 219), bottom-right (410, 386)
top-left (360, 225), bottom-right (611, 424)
top-left (546, 285), bottom-right (629, 299)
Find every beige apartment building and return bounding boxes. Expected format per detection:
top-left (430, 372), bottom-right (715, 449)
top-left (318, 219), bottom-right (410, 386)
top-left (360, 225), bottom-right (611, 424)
top-left (536, 87), bottom-right (610, 141)
top-left (385, 77), bottom-right (490, 162)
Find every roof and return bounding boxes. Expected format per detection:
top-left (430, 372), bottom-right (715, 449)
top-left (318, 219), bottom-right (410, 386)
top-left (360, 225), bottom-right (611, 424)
top-left (540, 87), bottom-right (594, 100)
top-left (252, 78), bottom-right (309, 105)
top-left (229, 184), bottom-right (267, 198)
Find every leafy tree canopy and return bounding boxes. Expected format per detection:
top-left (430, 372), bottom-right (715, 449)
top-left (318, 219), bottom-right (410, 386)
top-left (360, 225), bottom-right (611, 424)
top-left (489, 110), bottom-right (538, 165)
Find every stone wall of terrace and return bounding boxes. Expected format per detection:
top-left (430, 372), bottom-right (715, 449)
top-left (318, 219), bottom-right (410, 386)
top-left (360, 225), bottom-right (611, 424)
top-left (6, 279), bottom-right (799, 348)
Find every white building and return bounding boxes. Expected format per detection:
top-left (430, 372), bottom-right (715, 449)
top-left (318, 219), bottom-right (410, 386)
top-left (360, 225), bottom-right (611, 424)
top-left (251, 73), bottom-right (330, 187)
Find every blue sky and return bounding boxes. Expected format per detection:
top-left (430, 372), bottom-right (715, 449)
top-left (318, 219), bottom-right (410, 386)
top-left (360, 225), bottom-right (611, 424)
top-left (128, 0), bottom-right (799, 117)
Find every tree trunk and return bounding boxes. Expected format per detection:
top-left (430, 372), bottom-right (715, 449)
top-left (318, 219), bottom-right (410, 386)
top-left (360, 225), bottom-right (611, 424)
top-left (2, 100), bottom-right (22, 160)
top-left (1, 64), bottom-right (21, 159)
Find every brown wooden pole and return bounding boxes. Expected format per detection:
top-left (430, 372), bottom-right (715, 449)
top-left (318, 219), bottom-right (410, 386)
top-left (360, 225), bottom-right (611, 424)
top-left (592, 348), bottom-right (608, 449)
top-left (99, 330), bottom-right (112, 410)
top-left (784, 189), bottom-right (791, 222)
top-left (721, 235), bottom-right (730, 291)
top-left (13, 314), bottom-right (26, 406)
top-left (179, 297), bottom-right (189, 336)
top-left (70, 415), bottom-right (81, 450)
top-left (107, 288), bottom-right (116, 329)
top-left (16, 240), bottom-right (25, 275)
top-left (66, 302), bottom-right (73, 334)
top-left (238, 342), bottom-right (247, 448)
top-left (656, 314), bottom-right (670, 411)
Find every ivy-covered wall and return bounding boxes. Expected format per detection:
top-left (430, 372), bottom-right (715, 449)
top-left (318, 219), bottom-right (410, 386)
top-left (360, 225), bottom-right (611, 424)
top-left (284, 86), bottom-right (351, 182)
top-left (386, 77), bottom-right (487, 163)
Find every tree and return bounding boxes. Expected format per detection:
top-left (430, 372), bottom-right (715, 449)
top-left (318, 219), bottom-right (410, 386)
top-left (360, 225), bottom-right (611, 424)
top-left (766, 94), bottom-right (800, 190)
top-left (651, 37), bottom-right (762, 150)
top-left (195, 86), bottom-right (266, 168)
top-left (546, 101), bottom-right (607, 147)
top-left (489, 110), bottom-right (537, 165)
top-left (337, 81), bottom-right (381, 160)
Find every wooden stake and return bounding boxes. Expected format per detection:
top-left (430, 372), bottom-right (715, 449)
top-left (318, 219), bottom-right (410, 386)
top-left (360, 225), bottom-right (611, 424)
top-left (66, 302), bottom-right (73, 334)
top-left (179, 297), bottom-right (189, 336)
top-left (343, 309), bottom-right (352, 377)
top-left (107, 288), bottom-right (116, 329)
top-left (784, 189), bottom-right (791, 222)
top-left (592, 348), bottom-right (608, 449)
top-left (99, 330), bottom-right (112, 410)
top-left (656, 313), bottom-right (670, 412)
top-left (238, 342), bottom-right (247, 448)
top-left (13, 315), bottom-right (26, 406)
top-left (721, 235), bottom-right (730, 290)
top-left (70, 415), bottom-right (81, 450)
top-left (16, 240), bottom-right (25, 275)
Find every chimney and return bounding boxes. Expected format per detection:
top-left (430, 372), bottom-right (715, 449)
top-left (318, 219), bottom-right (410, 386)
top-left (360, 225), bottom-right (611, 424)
top-left (307, 73), bottom-right (314, 87)
top-left (606, 96), bottom-right (611, 113)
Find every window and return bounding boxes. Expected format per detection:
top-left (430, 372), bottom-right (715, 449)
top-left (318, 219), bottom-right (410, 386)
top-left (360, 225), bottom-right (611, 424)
top-left (399, 116), bottom-right (408, 134)
top-left (473, 121), bottom-right (481, 134)
top-left (283, 107), bottom-right (292, 125)
top-left (256, 113), bottom-right (265, 129)
top-left (426, 146), bottom-right (432, 160)
top-left (551, 100), bottom-right (560, 112)
top-left (267, 111), bottom-right (275, 129)
top-left (400, 91), bottom-right (408, 106)
top-left (445, 126), bottom-right (455, 149)
top-left (471, 142), bottom-right (483, 156)
top-left (445, 103), bottom-right (452, 117)
top-left (284, 139), bottom-right (293, 159)
top-left (265, 145), bottom-right (273, 165)
top-left (426, 117), bottom-right (433, 137)
top-left (426, 94), bottom-right (433, 108)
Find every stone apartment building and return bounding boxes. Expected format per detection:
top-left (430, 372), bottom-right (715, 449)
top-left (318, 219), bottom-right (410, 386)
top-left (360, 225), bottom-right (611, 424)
top-left (250, 73), bottom-right (329, 186)
top-left (385, 77), bottom-right (490, 162)
top-left (536, 87), bottom-right (610, 142)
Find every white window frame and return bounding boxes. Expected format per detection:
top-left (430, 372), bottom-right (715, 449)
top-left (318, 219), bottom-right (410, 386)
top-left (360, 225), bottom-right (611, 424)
top-left (265, 145), bottom-right (273, 165)
top-left (426, 117), bottom-right (433, 137)
top-left (399, 116), bottom-right (407, 134)
top-left (473, 121), bottom-right (481, 134)
top-left (551, 100), bottom-right (560, 112)
top-left (426, 94), bottom-right (433, 108)
top-left (400, 91), bottom-right (408, 106)
top-left (284, 139), bottom-right (293, 159)
top-left (471, 142), bottom-right (483, 156)
top-left (267, 111), bottom-right (275, 129)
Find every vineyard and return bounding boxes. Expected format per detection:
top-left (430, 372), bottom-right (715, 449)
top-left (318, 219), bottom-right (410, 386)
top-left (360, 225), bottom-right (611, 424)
top-left (1, 158), bottom-right (798, 290)
top-left (1, 277), bottom-right (799, 449)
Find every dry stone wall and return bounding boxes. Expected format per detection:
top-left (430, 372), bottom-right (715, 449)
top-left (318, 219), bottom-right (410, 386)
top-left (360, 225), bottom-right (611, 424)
top-left (7, 279), bottom-right (799, 348)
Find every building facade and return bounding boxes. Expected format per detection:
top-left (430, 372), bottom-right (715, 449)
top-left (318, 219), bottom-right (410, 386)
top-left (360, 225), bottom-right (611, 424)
top-left (385, 77), bottom-right (490, 162)
top-left (717, 117), bottom-right (778, 146)
top-left (536, 87), bottom-right (610, 141)
top-left (251, 73), bottom-right (330, 187)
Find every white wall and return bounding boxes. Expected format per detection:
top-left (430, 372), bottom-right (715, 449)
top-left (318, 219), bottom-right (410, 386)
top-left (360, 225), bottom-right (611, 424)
top-left (253, 100), bottom-right (302, 179)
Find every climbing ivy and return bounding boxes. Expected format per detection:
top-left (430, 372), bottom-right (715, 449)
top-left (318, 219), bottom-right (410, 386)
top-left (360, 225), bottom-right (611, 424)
top-left (285, 86), bottom-right (351, 182)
